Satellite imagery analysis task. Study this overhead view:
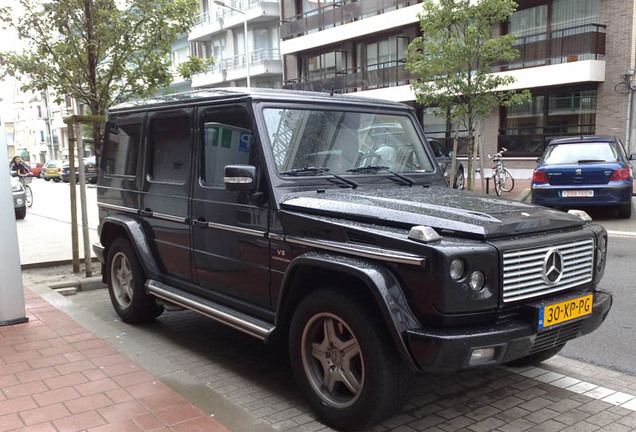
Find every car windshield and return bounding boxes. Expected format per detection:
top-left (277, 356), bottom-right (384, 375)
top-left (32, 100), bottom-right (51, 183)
top-left (262, 108), bottom-right (435, 175)
top-left (543, 143), bottom-right (619, 164)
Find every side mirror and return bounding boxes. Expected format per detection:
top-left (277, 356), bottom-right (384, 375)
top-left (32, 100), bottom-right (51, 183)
top-left (224, 165), bottom-right (257, 193)
top-left (536, 158), bottom-right (541, 163)
top-left (629, 153), bottom-right (636, 161)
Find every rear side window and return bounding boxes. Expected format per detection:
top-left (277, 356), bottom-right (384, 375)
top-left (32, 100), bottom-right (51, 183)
top-left (149, 113), bottom-right (192, 183)
top-left (103, 120), bottom-right (142, 176)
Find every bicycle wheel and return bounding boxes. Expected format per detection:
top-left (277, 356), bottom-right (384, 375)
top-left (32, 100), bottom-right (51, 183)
top-left (493, 173), bottom-right (502, 196)
top-left (500, 168), bottom-right (515, 192)
top-left (25, 185), bottom-right (33, 207)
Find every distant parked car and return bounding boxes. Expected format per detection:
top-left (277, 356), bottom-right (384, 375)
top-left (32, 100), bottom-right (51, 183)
top-left (11, 175), bottom-right (27, 219)
top-left (60, 157), bottom-right (97, 183)
top-left (42, 160), bottom-right (64, 181)
top-left (531, 135), bottom-right (635, 218)
top-left (28, 162), bottom-right (44, 177)
top-left (428, 138), bottom-right (465, 189)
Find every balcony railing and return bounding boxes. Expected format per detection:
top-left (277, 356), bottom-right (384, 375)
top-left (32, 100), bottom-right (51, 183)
top-left (283, 60), bottom-right (411, 93)
top-left (193, 0), bottom-right (277, 29)
top-left (281, 0), bottom-right (423, 40)
top-left (496, 23), bottom-right (606, 71)
top-left (204, 49), bottom-right (281, 73)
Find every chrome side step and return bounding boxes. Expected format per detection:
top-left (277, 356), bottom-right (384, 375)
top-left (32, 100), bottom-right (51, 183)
top-left (145, 279), bottom-right (275, 341)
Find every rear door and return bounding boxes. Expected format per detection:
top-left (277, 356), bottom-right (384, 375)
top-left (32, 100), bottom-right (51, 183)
top-left (190, 103), bottom-right (272, 312)
top-left (139, 109), bottom-right (194, 282)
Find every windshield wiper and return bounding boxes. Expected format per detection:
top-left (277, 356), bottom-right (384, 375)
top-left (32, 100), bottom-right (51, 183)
top-left (347, 165), bottom-right (414, 186)
top-left (280, 166), bottom-right (358, 189)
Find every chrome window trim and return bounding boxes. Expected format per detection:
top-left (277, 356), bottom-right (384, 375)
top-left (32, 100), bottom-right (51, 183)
top-left (205, 221), bottom-right (267, 238)
top-left (97, 202), bottom-right (137, 214)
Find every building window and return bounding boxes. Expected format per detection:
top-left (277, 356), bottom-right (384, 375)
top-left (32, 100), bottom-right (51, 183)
top-left (304, 51), bottom-right (347, 80)
top-left (421, 107), bottom-right (469, 155)
top-left (500, 87), bottom-right (596, 156)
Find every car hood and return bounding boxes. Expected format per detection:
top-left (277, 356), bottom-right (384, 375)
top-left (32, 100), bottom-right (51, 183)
top-left (279, 186), bottom-right (585, 239)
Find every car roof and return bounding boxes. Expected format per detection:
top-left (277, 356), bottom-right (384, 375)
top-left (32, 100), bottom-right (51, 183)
top-left (548, 135), bottom-right (617, 146)
top-left (108, 88), bottom-right (410, 114)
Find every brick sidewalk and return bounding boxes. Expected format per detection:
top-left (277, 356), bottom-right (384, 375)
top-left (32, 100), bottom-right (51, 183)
top-left (0, 288), bottom-right (229, 432)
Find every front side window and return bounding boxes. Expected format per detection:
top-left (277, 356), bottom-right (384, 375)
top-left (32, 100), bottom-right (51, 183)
top-left (201, 107), bottom-right (255, 187)
top-left (264, 108), bottom-right (435, 174)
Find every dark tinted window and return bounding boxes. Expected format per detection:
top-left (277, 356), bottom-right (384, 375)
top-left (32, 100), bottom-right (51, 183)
top-left (103, 121), bottom-right (141, 176)
top-left (201, 107), bottom-right (254, 186)
top-left (149, 114), bottom-right (191, 183)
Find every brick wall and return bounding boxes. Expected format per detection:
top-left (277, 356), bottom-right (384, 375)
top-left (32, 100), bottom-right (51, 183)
top-left (596, 0), bottom-right (634, 141)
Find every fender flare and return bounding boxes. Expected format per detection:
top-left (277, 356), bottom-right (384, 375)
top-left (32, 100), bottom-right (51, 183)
top-left (277, 251), bottom-right (422, 369)
top-left (100, 215), bottom-right (161, 280)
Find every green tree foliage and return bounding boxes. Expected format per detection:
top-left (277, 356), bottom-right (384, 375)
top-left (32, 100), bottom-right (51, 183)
top-left (0, 0), bottom-right (199, 156)
top-left (177, 56), bottom-right (215, 80)
top-left (406, 0), bottom-right (530, 190)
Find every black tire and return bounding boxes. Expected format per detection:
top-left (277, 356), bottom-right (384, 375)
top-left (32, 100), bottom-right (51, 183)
top-left (106, 238), bottom-right (163, 323)
top-left (506, 344), bottom-right (565, 367)
top-left (15, 206), bottom-right (26, 220)
top-left (493, 173), bottom-right (503, 196)
top-left (500, 168), bottom-right (515, 192)
top-left (289, 288), bottom-right (410, 430)
top-left (618, 201), bottom-right (632, 219)
top-left (454, 168), bottom-right (465, 190)
top-left (44, 177), bottom-right (50, 181)
top-left (53, 178), bottom-right (60, 182)
top-left (25, 186), bottom-right (33, 208)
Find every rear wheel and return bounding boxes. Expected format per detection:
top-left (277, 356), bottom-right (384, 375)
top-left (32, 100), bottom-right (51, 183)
top-left (289, 288), bottom-right (410, 430)
top-left (15, 206), bottom-right (26, 220)
top-left (53, 178), bottom-right (60, 182)
top-left (500, 168), bottom-right (515, 192)
top-left (106, 238), bottom-right (163, 323)
top-left (454, 168), bottom-right (465, 190)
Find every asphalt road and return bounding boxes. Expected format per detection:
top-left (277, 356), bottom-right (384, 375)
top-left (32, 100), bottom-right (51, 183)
top-left (560, 234), bottom-right (636, 374)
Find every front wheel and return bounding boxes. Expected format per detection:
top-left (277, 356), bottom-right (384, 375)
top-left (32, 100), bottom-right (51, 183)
top-left (25, 186), bottom-right (33, 207)
top-left (289, 289), bottom-right (410, 430)
top-left (106, 238), bottom-right (163, 323)
top-left (493, 173), bottom-right (503, 196)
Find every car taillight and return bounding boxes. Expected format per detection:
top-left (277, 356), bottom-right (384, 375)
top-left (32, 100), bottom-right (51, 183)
top-left (610, 167), bottom-right (630, 181)
top-left (533, 170), bottom-right (549, 184)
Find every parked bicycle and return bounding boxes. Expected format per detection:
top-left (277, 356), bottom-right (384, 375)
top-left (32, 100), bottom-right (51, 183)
top-left (489, 147), bottom-right (514, 196)
top-left (18, 173), bottom-right (33, 208)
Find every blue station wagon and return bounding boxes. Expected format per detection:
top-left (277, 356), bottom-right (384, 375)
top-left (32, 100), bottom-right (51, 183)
top-left (531, 136), bottom-right (635, 218)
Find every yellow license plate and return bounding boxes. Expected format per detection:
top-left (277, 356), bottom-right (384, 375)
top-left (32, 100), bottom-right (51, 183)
top-left (538, 294), bottom-right (593, 329)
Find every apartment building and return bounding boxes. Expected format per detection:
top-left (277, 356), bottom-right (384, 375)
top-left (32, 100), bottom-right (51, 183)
top-left (280, 0), bottom-right (636, 174)
top-left (188, 0), bottom-right (283, 89)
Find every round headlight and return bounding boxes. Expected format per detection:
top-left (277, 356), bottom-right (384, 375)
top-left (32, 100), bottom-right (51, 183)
top-left (469, 271), bottom-right (485, 292)
top-left (450, 258), bottom-right (465, 280)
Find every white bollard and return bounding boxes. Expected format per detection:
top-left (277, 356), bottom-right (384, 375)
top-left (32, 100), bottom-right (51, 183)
top-left (0, 143), bottom-right (28, 326)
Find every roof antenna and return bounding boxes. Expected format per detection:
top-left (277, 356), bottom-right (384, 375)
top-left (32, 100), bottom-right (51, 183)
top-left (330, 86), bottom-right (334, 97)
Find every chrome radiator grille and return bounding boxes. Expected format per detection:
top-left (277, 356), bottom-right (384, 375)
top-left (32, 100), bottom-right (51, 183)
top-left (502, 238), bottom-right (595, 303)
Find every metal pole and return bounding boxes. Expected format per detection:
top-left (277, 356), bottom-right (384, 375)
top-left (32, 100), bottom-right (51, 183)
top-left (75, 124), bottom-right (93, 277)
top-left (67, 121), bottom-right (80, 273)
top-left (0, 132), bottom-right (28, 326)
top-left (244, 15), bottom-right (250, 88)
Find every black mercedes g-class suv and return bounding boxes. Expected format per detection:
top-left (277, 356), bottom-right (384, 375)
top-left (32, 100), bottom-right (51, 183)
top-left (93, 88), bottom-right (611, 430)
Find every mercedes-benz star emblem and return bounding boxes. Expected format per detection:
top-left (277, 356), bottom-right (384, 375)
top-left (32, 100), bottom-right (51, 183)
top-left (543, 249), bottom-right (564, 285)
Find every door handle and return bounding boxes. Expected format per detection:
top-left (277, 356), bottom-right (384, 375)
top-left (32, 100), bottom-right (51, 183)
top-left (193, 218), bottom-right (208, 228)
top-left (139, 208), bottom-right (153, 217)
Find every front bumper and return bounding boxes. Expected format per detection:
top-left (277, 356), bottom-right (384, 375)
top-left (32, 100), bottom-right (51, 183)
top-left (406, 290), bottom-right (612, 372)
